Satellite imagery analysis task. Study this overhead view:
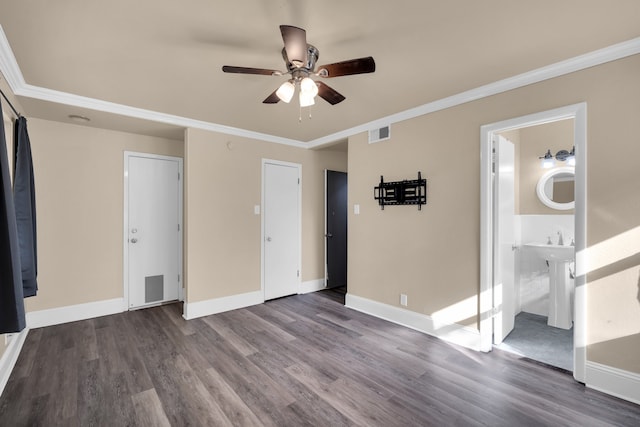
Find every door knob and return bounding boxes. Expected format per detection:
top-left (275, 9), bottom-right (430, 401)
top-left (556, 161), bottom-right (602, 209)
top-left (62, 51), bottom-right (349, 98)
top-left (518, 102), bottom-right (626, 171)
top-left (325, 233), bottom-right (333, 238)
top-left (266, 237), bottom-right (272, 242)
top-left (131, 238), bottom-right (138, 243)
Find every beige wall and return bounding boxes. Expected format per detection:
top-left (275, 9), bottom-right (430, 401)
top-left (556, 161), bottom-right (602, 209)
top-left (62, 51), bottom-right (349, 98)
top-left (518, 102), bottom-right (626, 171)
top-left (518, 119), bottom-right (574, 215)
top-left (348, 54), bottom-right (640, 373)
top-left (24, 119), bottom-right (183, 312)
top-left (184, 128), bottom-right (347, 303)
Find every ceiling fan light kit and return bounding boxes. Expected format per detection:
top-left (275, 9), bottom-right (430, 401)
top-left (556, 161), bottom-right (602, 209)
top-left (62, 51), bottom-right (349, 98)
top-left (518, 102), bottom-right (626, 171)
top-left (222, 25), bottom-right (375, 115)
top-left (276, 81), bottom-right (295, 103)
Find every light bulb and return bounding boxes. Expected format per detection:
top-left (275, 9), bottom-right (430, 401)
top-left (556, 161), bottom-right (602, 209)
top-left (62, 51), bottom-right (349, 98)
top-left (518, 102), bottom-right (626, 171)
top-left (276, 81), bottom-right (295, 103)
top-left (567, 146), bottom-right (576, 166)
top-left (299, 91), bottom-right (315, 107)
top-left (541, 157), bottom-right (555, 169)
top-left (540, 149), bottom-right (555, 169)
top-left (300, 77), bottom-right (318, 97)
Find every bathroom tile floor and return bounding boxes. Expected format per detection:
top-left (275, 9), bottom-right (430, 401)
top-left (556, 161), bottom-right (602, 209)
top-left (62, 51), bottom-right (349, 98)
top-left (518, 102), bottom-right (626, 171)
top-left (497, 312), bottom-right (573, 372)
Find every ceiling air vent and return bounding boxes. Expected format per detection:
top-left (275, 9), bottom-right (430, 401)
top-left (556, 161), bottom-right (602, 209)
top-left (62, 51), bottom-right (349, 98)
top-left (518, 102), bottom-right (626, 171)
top-left (369, 125), bottom-right (390, 144)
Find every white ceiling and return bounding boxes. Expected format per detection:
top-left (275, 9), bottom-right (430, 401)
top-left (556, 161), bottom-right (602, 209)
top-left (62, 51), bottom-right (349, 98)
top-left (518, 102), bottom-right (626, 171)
top-left (1, 1), bottom-right (639, 144)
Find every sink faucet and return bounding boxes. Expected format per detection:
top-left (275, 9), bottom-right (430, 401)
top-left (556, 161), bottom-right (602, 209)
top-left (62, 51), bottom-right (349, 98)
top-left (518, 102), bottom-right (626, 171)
top-left (557, 231), bottom-right (564, 246)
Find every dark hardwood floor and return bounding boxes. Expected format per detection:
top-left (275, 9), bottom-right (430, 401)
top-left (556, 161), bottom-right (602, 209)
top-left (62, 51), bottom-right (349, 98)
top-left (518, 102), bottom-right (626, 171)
top-left (1, 290), bottom-right (639, 426)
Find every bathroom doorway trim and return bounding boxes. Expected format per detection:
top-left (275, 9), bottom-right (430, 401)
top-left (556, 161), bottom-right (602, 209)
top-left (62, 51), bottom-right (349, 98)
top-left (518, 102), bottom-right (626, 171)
top-left (479, 103), bottom-right (587, 383)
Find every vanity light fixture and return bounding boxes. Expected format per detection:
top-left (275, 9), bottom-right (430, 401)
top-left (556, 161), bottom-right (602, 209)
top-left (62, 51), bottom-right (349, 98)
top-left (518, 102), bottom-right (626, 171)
top-left (539, 146), bottom-right (575, 168)
top-left (566, 146), bottom-right (576, 166)
top-left (540, 149), bottom-right (555, 168)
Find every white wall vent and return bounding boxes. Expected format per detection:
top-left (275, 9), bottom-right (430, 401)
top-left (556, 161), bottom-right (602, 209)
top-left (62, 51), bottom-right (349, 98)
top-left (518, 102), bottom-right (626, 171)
top-left (368, 125), bottom-right (390, 144)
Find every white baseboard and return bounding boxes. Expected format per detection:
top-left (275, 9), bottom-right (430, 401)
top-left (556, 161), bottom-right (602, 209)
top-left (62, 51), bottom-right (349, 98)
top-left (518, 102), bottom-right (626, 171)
top-left (183, 290), bottom-right (263, 320)
top-left (345, 293), bottom-right (481, 351)
top-left (0, 328), bottom-right (29, 398)
top-left (26, 298), bottom-right (125, 329)
top-left (586, 361), bottom-right (640, 405)
top-left (299, 279), bottom-right (326, 294)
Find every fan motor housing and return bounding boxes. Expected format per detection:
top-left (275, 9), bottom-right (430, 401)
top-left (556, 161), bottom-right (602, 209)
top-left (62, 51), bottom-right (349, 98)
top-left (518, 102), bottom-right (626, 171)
top-left (282, 44), bottom-right (319, 73)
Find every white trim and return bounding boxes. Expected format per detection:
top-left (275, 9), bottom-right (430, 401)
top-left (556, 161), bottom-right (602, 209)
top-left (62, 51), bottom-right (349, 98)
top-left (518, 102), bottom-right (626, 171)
top-left (308, 38), bottom-right (640, 148)
top-left (123, 152), bottom-right (184, 312)
top-left (299, 279), bottom-right (326, 294)
top-left (0, 328), bottom-right (28, 398)
top-left (586, 362), bottom-right (640, 405)
top-left (26, 298), bottom-right (124, 329)
top-left (182, 290), bottom-right (263, 320)
top-left (345, 294), bottom-right (481, 351)
top-left (479, 103), bottom-right (587, 382)
top-left (0, 25), bottom-right (25, 90)
top-left (1, 24), bottom-right (638, 147)
top-left (261, 159), bottom-right (302, 301)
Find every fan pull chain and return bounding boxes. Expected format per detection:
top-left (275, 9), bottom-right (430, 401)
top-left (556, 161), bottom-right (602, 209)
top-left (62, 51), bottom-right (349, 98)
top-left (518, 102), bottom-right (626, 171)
top-left (298, 106), bottom-right (313, 123)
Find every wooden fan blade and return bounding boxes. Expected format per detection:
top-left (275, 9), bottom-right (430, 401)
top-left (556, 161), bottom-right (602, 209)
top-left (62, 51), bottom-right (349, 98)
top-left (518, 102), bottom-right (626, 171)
top-left (317, 56), bottom-right (376, 77)
top-left (280, 25), bottom-right (307, 67)
top-left (263, 90), bottom-right (281, 104)
top-left (222, 65), bottom-right (279, 76)
top-left (316, 81), bottom-right (345, 105)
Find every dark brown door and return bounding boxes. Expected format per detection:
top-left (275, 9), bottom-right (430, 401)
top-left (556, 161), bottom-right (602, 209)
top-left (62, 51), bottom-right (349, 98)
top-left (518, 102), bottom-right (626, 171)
top-left (326, 170), bottom-right (347, 289)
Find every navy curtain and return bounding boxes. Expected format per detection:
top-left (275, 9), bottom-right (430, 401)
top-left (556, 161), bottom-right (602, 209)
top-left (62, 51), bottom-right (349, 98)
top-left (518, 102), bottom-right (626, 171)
top-left (14, 116), bottom-right (38, 297)
top-left (0, 99), bottom-right (26, 333)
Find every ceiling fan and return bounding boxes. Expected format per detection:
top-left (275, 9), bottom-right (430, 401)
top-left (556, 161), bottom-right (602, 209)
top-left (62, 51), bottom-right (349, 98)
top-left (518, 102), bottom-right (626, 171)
top-left (222, 25), bottom-right (375, 107)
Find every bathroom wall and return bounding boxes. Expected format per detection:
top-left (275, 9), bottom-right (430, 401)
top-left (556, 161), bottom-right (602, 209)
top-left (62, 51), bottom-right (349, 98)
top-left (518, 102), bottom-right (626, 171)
top-left (519, 119), bottom-right (574, 215)
top-left (507, 120), bottom-right (575, 317)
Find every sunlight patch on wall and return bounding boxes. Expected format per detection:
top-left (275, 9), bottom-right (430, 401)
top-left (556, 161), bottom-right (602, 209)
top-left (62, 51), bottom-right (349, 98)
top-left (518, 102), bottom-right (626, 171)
top-left (576, 225), bottom-right (640, 277)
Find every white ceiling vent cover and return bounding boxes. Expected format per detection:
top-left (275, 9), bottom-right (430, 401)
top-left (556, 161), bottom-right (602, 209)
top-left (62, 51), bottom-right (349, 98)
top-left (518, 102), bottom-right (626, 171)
top-left (369, 125), bottom-right (390, 144)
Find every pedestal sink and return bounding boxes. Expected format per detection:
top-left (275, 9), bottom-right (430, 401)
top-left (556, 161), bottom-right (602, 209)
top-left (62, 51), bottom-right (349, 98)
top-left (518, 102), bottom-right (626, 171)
top-left (524, 243), bottom-right (575, 329)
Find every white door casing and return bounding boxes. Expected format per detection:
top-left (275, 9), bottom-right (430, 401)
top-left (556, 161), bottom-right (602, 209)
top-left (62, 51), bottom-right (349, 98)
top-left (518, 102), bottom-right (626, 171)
top-left (493, 135), bottom-right (516, 344)
top-left (124, 152), bottom-right (183, 310)
top-left (479, 103), bottom-right (587, 382)
top-left (262, 160), bottom-right (301, 300)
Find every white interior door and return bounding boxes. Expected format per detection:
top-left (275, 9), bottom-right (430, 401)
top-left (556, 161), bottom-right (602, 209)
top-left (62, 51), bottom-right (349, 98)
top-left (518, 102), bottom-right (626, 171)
top-left (127, 154), bottom-right (182, 309)
top-left (263, 161), bottom-right (300, 300)
top-left (493, 135), bottom-right (516, 344)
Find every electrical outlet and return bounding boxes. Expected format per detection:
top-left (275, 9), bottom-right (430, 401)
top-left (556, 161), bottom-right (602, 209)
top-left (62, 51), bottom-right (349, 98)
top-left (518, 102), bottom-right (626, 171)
top-left (400, 294), bottom-right (408, 307)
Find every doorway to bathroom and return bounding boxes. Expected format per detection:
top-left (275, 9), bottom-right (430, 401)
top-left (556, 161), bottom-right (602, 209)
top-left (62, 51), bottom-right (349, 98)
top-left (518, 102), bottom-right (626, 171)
top-left (479, 103), bottom-right (587, 382)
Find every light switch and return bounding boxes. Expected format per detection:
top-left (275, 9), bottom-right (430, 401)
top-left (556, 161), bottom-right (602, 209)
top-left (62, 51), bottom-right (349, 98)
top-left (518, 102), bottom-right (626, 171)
top-left (354, 204), bottom-right (360, 215)
top-left (254, 205), bottom-right (260, 215)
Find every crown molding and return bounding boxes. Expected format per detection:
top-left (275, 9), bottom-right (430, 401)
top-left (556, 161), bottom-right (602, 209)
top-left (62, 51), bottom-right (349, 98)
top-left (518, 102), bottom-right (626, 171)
top-left (16, 83), bottom-right (307, 147)
top-left (1, 24), bottom-right (639, 148)
top-left (307, 36), bottom-right (640, 148)
top-left (0, 27), bottom-right (306, 148)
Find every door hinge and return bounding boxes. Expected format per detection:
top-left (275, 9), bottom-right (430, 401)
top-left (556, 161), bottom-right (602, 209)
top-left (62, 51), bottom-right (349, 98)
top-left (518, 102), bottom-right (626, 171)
top-left (492, 147), bottom-right (496, 173)
top-left (298, 178), bottom-right (300, 184)
top-left (297, 270), bottom-right (300, 277)
top-left (178, 172), bottom-right (181, 180)
top-left (490, 306), bottom-right (499, 318)
top-left (177, 224), bottom-right (180, 231)
top-left (178, 274), bottom-right (180, 282)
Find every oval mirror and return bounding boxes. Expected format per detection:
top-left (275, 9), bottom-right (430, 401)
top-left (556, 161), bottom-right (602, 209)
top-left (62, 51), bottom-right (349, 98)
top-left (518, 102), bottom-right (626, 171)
top-left (536, 166), bottom-right (575, 210)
